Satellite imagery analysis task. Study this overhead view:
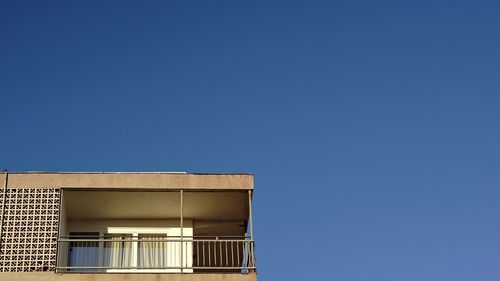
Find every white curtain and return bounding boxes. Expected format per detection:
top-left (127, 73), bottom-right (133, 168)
top-left (139, 236), bottom-right (167, 268)
top-left (105, 236), bottom-right (133, 268)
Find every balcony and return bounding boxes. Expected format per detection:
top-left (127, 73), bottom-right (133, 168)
top-left (56, 189), bottom-right (256, 274)
top-left (57, 235), bottom-right (255, 273)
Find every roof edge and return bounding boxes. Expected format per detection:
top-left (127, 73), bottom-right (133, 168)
top-left (0, 172), bottom-right (254, 190)
top-left (2, 171), bottom-right (254, 176)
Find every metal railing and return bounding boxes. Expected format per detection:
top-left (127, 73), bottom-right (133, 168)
top-left (56, 235), bottom-right (256, 273)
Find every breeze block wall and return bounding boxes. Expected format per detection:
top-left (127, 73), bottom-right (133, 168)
top-left (0, 188), bottom-right (60, 272)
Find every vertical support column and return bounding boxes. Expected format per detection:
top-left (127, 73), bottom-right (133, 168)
top-left (247, 190), bottom-right (255, 271)
top-left (180, 189), bottom-right (184, 273)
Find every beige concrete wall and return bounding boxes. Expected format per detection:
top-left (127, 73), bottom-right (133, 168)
top-left (0, 173), bottom-right (253, 190)
top-left (0, 273), bottom-right (257, 281)
top-left (66, 219), bottom-right (193, 233)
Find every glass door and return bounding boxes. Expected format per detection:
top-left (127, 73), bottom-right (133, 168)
top-left (138, 234), bottom-right (168, 269)
top-left (68, 232), bottom-right (100, 272)
top-left (103, 234), bottom-right (134, 269)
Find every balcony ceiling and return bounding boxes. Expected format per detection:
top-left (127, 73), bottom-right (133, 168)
top-left (64, 190), bottom-right (249, 221)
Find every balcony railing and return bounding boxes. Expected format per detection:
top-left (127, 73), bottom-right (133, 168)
top-left (56, 235), bottom-right (256, 273)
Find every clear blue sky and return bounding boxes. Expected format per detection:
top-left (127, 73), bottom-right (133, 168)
top-left (1, 1), bottom-right (499, 280)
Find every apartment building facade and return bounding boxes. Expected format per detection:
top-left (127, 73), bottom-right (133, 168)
top-left (0, 172), bottom-right (256, 281)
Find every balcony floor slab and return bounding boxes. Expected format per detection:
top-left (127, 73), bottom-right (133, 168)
top-left (0, 273), bottom-right (257, 281)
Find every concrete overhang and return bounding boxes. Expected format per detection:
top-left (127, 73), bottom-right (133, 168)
top-left (0, 172), bottom-right (254, 190)
top-left (62, 189), bottom-right (250, 236)
top-left (64, 190), bottom-right (249, 220)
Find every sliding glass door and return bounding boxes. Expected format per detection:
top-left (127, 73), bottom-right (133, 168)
top-left (138, 235), bottom-right (168, 268)
top-left (68, 232), bottom-right (100, 272)
top-left (104, 234), bottom-right (134, 269)
top-left (67, 228), bottom-right (187, 272)
top-left (105, 233), bottom-right (170, 271)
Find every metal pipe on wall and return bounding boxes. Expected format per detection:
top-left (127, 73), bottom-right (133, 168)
top-left (180, 189), bottom-right (184, 273)
top-left (247, 190), bottom-right (253, 240)
top-left (0, 170), bottom-right (8, 249)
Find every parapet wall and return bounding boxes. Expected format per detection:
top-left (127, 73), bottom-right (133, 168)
top-left (0, 173), bottom-right (254, 190)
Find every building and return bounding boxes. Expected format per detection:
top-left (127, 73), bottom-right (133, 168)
top-left (0, 171), bottom-right (257, 281)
